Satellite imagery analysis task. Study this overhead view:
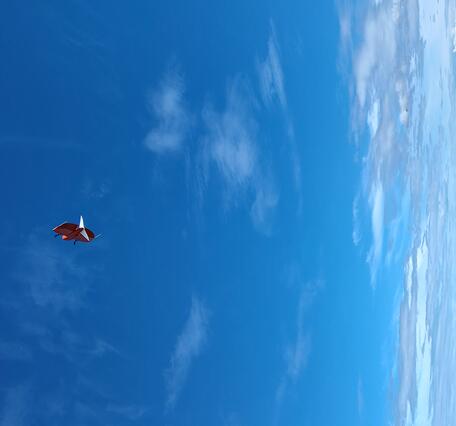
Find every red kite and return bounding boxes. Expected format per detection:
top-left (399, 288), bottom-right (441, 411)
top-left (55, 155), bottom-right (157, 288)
top-left (53, 216), bottom-right (99, 244)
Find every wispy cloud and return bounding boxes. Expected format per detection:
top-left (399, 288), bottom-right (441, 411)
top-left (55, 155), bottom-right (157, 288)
top-left (165, 296), bottom-right (209, 410)
top-left (106, 403), bottom-right (149, 421)
top-left (87, 338), bottom-right (119, 358)
top-left (202, 80), bottom-right (257, 193)
top-left (199, 78), bottom-right (279, 234)
top-left (81, 179), bottom-right (111, 200)
top-left (285, 288), bottom-right (313, 382)
top-left (14, 235), bottom-right (88, 313)
top-left (2, 231), bottom-right (128, 423)
top-left (0, 342), bottom-right (32, 362)
top-left (258, 22), bottom-right (287, 109)
top-left (276, 281), bottom-right (321, 419)
top-left (258, 23), bottom-right (302, 214)
top-left (222, 412), bottom-right (243, 426)
top-left (357, 377), bottom-right (364, 419)
top-left (143, 25), bottom-right (302, 234)
top-left (144, 70), bottom-right (190, 154)
top-left (250, 178), bottom-right (279, 235)
top-left (352, 194), bottom-right (361, 246)
top-left (0, 385), bottom-right (29, 426)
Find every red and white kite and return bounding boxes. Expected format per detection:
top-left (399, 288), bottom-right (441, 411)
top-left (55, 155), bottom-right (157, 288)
top-left (53, 216), bottom-right (99, 244)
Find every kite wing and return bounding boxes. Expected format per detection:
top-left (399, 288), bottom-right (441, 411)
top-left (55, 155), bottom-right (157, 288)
top-left (53, 222), bottom-right (78, 236)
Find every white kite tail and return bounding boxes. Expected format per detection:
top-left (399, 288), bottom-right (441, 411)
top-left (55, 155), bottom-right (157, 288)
top-left (79, 216), bottom-right (90, 241)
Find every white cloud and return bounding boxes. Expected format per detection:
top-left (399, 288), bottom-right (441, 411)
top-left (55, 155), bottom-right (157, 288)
top-left (367, 98), bottom-right (380, 138)
top-left (144, 71), bottom-right (190, 154)
top-left (367, 181), bottom-right (384, 286)
top-left (405, 256), bottom-right (412, 309)
top-left (354, 7), bottom-right (396, 108)
top-left (258, 23), bottom-right (287, 109)
top-left (165, 296), bottom-right (208, 410)
top-left (395, 80), bottom-right (409, 125)
top-left (413, 238), bottom-right (432, 425)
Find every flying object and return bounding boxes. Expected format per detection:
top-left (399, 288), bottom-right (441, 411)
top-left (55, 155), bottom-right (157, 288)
top-left (53, 216), bottom-right (99, 244)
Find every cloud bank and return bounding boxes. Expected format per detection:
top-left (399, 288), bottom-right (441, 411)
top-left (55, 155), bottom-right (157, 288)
top-left (341, 0), bottom-right (456, 424)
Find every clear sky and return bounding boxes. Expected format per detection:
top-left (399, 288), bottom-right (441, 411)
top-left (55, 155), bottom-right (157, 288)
top-left (1, 1), bottom-right (454, 425)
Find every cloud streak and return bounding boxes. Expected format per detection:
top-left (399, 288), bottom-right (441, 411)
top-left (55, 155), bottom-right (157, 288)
top-left (165, 296), bottom-right (209, 410)
top-left (258, 23), bottom-right (302, 214)
top-left (258, 23), bottom-right (287, 109)
top-left (275, 281), bottom-right (321, 421)
top-left (367, 181), bottom-right (384, 287)
top-left (285, 288), bottom-right (313, 381)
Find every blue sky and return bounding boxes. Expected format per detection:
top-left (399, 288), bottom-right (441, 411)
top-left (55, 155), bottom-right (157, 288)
top-left (3, 1), bottom-right (451, 425)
